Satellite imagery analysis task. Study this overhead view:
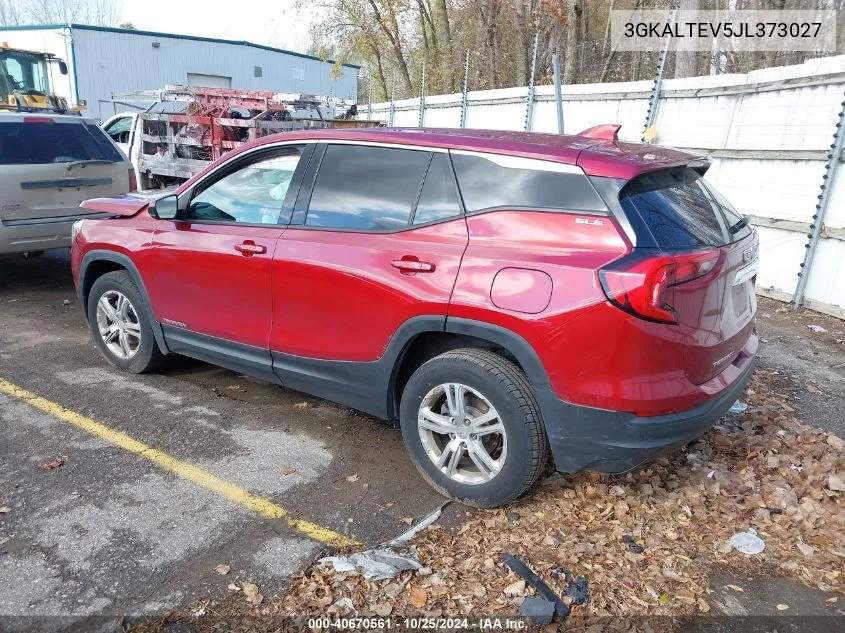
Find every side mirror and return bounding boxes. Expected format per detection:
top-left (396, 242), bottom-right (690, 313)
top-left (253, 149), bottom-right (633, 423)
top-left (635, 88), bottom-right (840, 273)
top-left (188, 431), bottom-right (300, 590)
top-left (58, 60), bottom-right (68, 75)
top-left (153, 194), bottom-right (179, 219)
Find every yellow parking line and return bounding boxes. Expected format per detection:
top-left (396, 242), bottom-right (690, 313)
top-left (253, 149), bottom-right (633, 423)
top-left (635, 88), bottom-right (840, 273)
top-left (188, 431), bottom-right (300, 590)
top-left (0, 379), bottom-right (357, 548)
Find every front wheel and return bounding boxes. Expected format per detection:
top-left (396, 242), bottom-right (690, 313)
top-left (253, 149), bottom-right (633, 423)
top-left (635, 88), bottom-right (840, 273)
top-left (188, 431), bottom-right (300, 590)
top-left (399, 349), bottom-right (548, 507)
top-left (87, 271), bottom-right (163, 373)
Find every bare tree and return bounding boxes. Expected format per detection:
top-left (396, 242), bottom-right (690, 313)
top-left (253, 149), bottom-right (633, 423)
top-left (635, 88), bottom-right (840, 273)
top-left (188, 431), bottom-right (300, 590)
top-left (0, 0), bottom-right (24, 25)
top-left (12, 0), bottom-right (123, 26)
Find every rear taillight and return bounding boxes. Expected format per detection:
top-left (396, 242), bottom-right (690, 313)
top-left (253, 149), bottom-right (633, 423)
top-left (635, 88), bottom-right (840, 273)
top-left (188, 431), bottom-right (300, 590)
top-left (599, 249), bottom-right (719, 324)
top-left (128, 169), bottom-right (138, 192)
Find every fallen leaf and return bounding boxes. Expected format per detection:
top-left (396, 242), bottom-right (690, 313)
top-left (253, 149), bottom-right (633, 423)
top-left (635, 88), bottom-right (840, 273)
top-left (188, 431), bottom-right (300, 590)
top-left (796, 541), bottom-right (815, 557)
top-left (828, 473), bottom-right (845, 492)
top-left (227, 583), bottom-right (241, 592)
top-left (241, 582), bottom-right (259, 597)
top-left (776, 603), bottom-right (789, 611)
top-left (373, 602), bottom-right (393, 616)
top-left (294, 401), bottom-right (309, 408)
top-left (399, 517), bottom-right (413, 525)
top-left (190, 599), bottom-right (210, 618)
top-left (826, 597), bottom-right (838, 603)
top-left (246, 593), bottom-right (264, 606)
top-left (807, 383), bottom-right (823, 394)
top-left (503, 580), bottom-right (526, 597)
top-left (279, 466), bottom-right (297, 476)
top-left (0, 507), bottom-right (10, 514)
top-left (409, 586), bottom-right (427, 608)
top-left (39, 457), bottom-right (64, 470)
top-left (726, 584), bottom-right (744, 593)
top-left (227, 384), bottom-right (241, 390)
top-left (215, 564), bottom-right (230, 575)
top-left (345, 474), bottom-right (360, 483)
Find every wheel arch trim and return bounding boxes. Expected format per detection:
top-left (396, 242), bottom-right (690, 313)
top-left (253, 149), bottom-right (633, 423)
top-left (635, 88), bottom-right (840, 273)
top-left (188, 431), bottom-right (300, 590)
top-left (443, 317), bottom-right (552, 391)
top-left (78, 250), bottom-right (169, 354)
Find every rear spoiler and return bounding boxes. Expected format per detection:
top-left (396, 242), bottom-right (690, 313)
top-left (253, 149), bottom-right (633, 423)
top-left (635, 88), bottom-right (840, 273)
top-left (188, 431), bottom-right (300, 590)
top-left (577, 124), bottom-right (621, 142)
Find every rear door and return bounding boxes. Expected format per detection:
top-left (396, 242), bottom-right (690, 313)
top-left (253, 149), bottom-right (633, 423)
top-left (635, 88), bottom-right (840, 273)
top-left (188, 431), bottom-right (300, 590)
top-left (271, 143), bottom-right (469, 361)
top-left (618, 167), bottom-right (757, 384)
top-left (0, 114), bottom-right (129, 223)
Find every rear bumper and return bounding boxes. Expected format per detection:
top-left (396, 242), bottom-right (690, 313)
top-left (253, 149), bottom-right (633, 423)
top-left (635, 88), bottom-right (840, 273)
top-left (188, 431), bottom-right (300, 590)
top-left (0, 214), bottom-right (96, 254)
top-left (536, 349), bottom-right (758, 473)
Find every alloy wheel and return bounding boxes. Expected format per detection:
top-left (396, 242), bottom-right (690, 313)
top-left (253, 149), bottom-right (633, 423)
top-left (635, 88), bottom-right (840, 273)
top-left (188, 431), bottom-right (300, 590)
top-left (95, 290), bottom-right (142, 360)
top-left (417, 382), bottom-right (507, 485)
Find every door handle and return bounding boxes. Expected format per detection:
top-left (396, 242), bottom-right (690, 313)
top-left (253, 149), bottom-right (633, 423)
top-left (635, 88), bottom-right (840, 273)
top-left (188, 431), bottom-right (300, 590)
top-left (391, 258), bottom-right (435, 274)
top-left (234, 241), bottom-right (267, 256)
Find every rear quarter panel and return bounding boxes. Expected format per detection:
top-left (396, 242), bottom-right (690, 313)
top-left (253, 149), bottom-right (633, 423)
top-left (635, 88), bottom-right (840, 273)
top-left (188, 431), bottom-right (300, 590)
top-left (448, 210), bottom-right (630, 396)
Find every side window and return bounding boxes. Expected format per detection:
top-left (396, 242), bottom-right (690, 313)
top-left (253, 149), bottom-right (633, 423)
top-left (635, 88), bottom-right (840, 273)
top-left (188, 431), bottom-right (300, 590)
top-left (305, 144), bottom-right (429, 231)
top-left (104, 117), bottom-right (132, 143)
top-left (451, 153), bottom-right (606, 213)
top-left (187, 146), bottom-right (303, 225)
top-left (412, 153), bottom-right (462, 225)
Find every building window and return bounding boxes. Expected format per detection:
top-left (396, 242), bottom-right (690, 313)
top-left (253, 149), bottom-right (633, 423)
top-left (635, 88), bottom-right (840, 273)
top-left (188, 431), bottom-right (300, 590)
top-left (254, 66), bottom-right (262, 78)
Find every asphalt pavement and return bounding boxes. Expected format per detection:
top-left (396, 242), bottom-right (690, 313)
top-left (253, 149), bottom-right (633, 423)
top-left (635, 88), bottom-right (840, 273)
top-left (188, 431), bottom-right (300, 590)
top-left (0, 250), bottom-right (452, 629)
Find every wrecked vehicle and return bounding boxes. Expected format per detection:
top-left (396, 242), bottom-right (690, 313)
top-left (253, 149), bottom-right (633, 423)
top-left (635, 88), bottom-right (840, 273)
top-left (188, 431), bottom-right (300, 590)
top-left (70, 125), bottom-right (758, 506)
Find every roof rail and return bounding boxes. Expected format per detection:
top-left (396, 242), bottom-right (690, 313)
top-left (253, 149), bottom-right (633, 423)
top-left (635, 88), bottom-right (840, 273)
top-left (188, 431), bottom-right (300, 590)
top-left (578, 124), bottom-right (621, 142)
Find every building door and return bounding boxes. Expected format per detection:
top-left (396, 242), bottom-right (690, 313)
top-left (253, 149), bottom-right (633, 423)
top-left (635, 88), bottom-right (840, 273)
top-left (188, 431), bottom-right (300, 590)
top-left (186, 73), bottom-right (231, 88)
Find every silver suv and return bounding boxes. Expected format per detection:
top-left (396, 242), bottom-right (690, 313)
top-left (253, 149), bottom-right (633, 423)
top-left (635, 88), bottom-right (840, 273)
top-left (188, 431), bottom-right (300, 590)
top-left (0, 112), bottom-right (134, 256)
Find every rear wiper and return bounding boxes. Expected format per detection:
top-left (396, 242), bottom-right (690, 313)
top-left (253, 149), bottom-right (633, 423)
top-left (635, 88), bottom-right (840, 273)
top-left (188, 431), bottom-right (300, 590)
top-left (728, 215), bottom-right (749, 235)
top-left (65, 159), bottom-right (115, 170)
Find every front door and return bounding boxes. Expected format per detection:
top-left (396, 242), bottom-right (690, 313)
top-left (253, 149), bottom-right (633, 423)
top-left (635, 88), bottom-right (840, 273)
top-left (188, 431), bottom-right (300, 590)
top-left (146, 145), bottom-right (308, 373)
top-left (271, 144), bottom-right (469, 362)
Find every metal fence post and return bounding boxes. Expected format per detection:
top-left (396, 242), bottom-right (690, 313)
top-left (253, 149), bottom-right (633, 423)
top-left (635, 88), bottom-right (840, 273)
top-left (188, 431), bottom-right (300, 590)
top-left (792, 91), bottom-right (845, 308)
top-left (642, 9), bottom-right (675, 142)
top-left (460, 50), bottom-right (470, 128)
top-left (524, 32), bottom-right (539, 132)
top-left (552, 52), bottom-right (564, 134)
top-left (418, 63), bottom-right (427, 128)
top-left (389, 79), bottom-right (396, 127)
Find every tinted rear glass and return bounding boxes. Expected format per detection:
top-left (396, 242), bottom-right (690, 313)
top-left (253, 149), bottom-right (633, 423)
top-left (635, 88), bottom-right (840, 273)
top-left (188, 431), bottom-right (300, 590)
top-left (619, 167), bottom-right (748, 248)
top-left (451, 153), bottom-right (606, 213)
top-left (306, 144), bottom-right (429, 231)
top-left (413, 153), bottom-right (462, 225)
top-left (0, 121), bottom-right (123, 165)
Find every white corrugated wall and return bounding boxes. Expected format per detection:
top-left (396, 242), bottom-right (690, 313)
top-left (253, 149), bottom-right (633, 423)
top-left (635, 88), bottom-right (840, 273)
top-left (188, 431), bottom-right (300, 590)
top-left (367, 56), bottom-right (845, 318)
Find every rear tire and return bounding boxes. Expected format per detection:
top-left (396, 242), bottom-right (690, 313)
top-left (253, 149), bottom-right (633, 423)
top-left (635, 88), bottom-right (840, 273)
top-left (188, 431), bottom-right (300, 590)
top-left (399, 349), bottom-right (547, 507)
top-left (87, 271), bottom-right (163, 374)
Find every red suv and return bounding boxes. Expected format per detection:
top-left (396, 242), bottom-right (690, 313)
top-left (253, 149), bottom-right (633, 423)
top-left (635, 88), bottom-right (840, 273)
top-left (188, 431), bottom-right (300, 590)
top-left (71, 126), bottom-right (758, 507)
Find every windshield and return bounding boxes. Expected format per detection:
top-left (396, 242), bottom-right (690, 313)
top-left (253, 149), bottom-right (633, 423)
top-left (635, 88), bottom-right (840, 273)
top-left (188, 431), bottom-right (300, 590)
top-left (0, 50), bottom-right (50, 95)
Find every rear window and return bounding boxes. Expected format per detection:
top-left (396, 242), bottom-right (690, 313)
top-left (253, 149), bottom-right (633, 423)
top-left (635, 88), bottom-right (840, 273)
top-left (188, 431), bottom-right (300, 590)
top-left (619, 167), bottom-right (750, 248)
top-left (0, 120), bottom-right (123, 165)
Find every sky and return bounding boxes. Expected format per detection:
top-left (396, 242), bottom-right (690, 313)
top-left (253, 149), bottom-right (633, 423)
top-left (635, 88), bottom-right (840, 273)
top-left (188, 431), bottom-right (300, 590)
top-left (119, 0), bottom-right (319, 53)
